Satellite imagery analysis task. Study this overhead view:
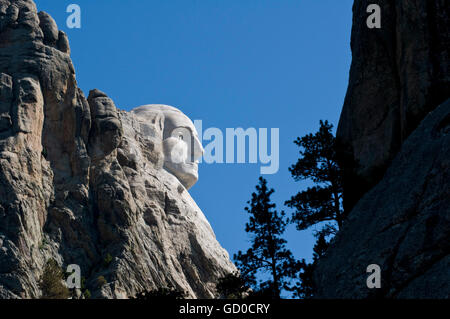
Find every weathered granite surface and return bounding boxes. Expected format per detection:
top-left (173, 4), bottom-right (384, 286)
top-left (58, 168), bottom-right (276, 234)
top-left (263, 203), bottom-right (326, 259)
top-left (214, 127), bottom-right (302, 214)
top-left (0, 0), bottom-right (235, 299)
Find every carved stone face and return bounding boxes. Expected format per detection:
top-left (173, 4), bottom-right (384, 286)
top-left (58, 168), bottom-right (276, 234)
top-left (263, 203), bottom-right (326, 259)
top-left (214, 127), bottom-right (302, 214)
top-left (132, 105), bottom-right (204, 189)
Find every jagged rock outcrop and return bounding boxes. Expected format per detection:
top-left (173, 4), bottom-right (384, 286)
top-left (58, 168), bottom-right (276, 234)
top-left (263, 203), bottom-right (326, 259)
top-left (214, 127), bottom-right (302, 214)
top-left (315, 100), bottom-right (450, 298)
top-left (0, 0), bottom-right (234, 299)
top-left (337, 0), bottom-right (449, 210)
top-left (315, 0), bottom-right (449, 298)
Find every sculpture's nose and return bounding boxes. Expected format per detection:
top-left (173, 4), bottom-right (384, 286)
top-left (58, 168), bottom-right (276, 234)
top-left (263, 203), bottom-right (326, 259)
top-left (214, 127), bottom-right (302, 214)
top-left (192, 135), bottom-right (204, 162)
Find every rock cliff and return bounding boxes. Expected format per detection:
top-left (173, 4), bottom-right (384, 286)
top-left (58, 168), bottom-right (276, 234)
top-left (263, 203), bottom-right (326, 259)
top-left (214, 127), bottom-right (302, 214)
top-left (316, 100), bottom-right (450, 298)
top-left (337, 0), bottom-right (449, 210)
top-left (0, 0), bottom-right (235, 299)
top-left (315, 0), bottom-right (449, 298)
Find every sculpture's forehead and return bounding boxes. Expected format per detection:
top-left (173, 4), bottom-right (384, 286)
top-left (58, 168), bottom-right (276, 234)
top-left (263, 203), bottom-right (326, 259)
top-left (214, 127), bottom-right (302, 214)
top-left (131, 104), bottom-right (197, 134)
top-left (132, 104), bottom-right (180, 118)
top-left (164, 110), bottom-right (195, 129)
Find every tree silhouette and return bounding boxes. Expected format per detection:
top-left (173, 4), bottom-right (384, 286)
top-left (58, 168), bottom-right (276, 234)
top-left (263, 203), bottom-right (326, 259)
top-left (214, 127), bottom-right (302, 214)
top-left (234, 177), bottom-right (299, 298)
top-left (216, 271), bottom-right (252, 299)
top-left (288, 233), bottom-right (329, 298)
top-left (286, 120), bottom-right (344, 237)
top-left (131, 285), bottom-right (186, 300)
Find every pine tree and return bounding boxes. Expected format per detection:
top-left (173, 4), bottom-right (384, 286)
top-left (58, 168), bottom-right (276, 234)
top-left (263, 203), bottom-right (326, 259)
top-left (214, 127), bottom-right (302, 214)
top-left (286, 120), bottom-right (344, 237)
top-left (288, 233), bottom-right (329, 298)
top-left (216, 271), bottom-right (252, 299)
top-left (131, 284), bottom-right (186, 300)
top-left (234, 177), bottom-right (299, 298)
top-left (39, 259), bottom-right (70, 299)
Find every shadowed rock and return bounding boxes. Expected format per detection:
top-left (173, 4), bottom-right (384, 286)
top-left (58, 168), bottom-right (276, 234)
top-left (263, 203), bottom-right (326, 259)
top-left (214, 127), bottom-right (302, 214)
top-left (316, 0), bottom-right (450, 299)
top-left (337, 0), bottom-right (450, 210)
top-left (315, 100), bottom-right (450, 298)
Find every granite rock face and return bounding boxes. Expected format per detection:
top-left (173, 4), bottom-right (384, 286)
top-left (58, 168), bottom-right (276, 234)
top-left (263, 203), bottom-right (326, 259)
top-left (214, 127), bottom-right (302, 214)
top-left (337, 0), bottom-right (450, 210)
top-left (315, 0), bottom-right (449, 298)
top-left (0, 0), bottom-right (235, 299)
top-left (315, 100), bottom-right (450, 298)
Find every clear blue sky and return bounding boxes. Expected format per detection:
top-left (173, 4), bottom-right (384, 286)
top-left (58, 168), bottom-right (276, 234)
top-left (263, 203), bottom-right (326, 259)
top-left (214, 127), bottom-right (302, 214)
top-left (34, 0), bottom-right (353, 267)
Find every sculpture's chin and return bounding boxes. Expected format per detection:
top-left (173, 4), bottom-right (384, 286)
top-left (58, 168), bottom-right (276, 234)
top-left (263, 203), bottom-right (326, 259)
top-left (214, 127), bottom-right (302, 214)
top-left (164, 161), bottom-right (199, 190)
